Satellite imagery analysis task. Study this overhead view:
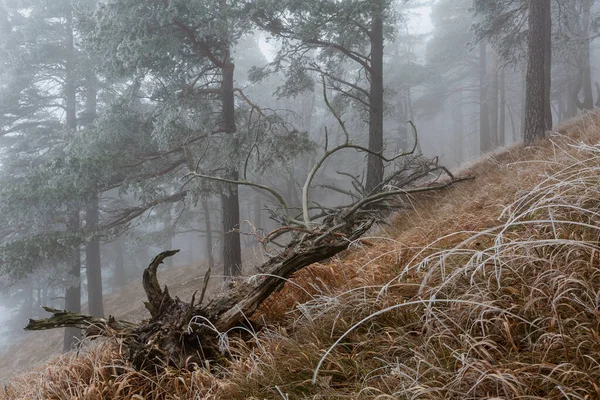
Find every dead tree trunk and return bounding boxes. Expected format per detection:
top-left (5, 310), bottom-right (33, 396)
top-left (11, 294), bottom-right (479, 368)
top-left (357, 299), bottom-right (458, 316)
top-left (27, 223), bottom-right (373, 370)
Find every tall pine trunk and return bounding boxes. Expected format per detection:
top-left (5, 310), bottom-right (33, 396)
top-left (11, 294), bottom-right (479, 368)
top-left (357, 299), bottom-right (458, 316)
top-left (544, 0), bottom-right (552, 130)
top-left (221, 170), bottom-right (242, 277)
top-left (220, 57), bottom-right (242, 278)
top-left (490, 52), bottom-right (499, 149)
top-left (84, 72), bottom-right (103, 318)
top-left (499, 67), bottom-right (506, 146)
top-left (64, 210), bottom-right (81, 351)
top-left (479, 42), bottom-right (491, 152)
top-left (63, 7), bottom-right (81, 351)
top-left (520, 68), bottom-right (526, 139)
top-left (85, 193), bottom-right (104, 318)
top-left (366, 0), bottom-right (385, 192)
top-left (524, 0), bottom-right (551, 143)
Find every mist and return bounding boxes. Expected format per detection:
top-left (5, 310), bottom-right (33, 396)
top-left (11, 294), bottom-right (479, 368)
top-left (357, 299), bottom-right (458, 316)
top-left (0, 0), bottom-right (595, 380)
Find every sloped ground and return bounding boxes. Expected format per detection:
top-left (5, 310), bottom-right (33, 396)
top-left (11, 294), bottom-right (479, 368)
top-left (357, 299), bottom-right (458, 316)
top-left (4, 113), bottom-right (600, 399)
top-left (0, 261), bottom-right (210, 382)
top-left (0, 247), bottom-right (270, 382)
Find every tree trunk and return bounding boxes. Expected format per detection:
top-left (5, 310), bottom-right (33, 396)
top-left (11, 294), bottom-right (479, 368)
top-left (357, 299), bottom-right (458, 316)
top-left (490, 51), bottom-right (499, 148)
top-left (202, 198), bottom-right (215, 271)
top-left (479, 42), bottom-right (491, 152)
top-left (221, 170), bottom-right (242, 278)
top-left (221, 62), bottom-right (236, 134)
top-left (520, 68), bottom-right (527, 140)
top-left (63, 6), bottom-right (81, 351)
top-left (524, 0), bottom-right (551, 143)
top-left (113, 236), bottom-right (126, 288)
top-left (543, 0), bottom-right (552, 131)
top-left (366, 0), bottom-right (385, 192)
top-left (64, 209), bottom-right (81, 351)
top-left (499, 67), bottom-right (506, 146)
top-left (85, 194), bottom-right (104, 318)
top-left (566, 56), bottom-right (579, 119)
top-left (220, 46), bottom-right (242, 278)
top-left (83, 70), bottom-right (103, 317)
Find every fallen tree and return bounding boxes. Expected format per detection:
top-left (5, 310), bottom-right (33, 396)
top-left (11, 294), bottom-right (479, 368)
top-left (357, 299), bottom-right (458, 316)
top-left (25, 164), bottom-right (468, 371)
top-left (25, 79), bottom-right (471, 371)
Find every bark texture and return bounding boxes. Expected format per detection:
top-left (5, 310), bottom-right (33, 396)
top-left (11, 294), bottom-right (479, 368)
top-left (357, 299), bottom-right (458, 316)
top-left (524, 0), bottom-right (551, 144)
top-left (366, 0), bottom-right (385, 192)
top-left (221, 169), bottom-right (242, 277)
top-left (220, 47), bottom-right (242, 278)
top-left (543, 0), bottom-right (552, 131)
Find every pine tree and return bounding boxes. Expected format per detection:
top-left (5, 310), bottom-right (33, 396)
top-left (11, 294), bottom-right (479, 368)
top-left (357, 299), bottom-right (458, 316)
top-left (252, 0), bottom-right (398, 191)
top-left (524, 0), bottom-right (552, 143)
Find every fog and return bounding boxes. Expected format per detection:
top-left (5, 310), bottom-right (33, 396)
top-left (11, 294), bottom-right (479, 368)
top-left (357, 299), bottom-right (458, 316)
top-left (0, 0), bottom-right (596, 362)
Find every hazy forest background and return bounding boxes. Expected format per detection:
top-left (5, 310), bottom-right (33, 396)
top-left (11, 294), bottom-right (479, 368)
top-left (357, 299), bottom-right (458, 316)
top-left (0, 0), bottom-right (590, 354)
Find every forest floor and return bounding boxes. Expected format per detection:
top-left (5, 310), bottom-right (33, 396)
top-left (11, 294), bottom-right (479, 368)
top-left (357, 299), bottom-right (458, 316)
top-left (3, 112), bottom-right (600, 398)
top-left (0, 249), bottom-right (270, 382)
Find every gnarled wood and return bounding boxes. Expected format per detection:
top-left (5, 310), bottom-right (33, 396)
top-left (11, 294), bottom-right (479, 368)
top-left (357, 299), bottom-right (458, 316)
top-left (24, 170), bottom-right (468, 371)
top-left (25, 306), bottom-right (138, 336)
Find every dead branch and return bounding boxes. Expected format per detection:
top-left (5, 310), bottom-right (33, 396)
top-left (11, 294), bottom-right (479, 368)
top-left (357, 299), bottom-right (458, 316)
top-left (25, 306), bottom-right (138, 337)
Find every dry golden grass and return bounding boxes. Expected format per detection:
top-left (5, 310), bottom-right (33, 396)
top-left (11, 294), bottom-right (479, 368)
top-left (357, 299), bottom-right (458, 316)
top-left (5, 112), bottom-right (600, 399)
top-left (0, 260), bottom-right (214, 382)
top-left (0, 248), bottom-right (270, 383)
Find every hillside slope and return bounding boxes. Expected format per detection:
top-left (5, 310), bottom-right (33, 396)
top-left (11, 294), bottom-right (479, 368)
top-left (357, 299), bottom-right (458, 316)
top-left (4, 113), bottom-right (600, 399)
top-left (0, 262), bottom-right (209, 381)
top-left (0, 249), bottom-right (270, 382)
